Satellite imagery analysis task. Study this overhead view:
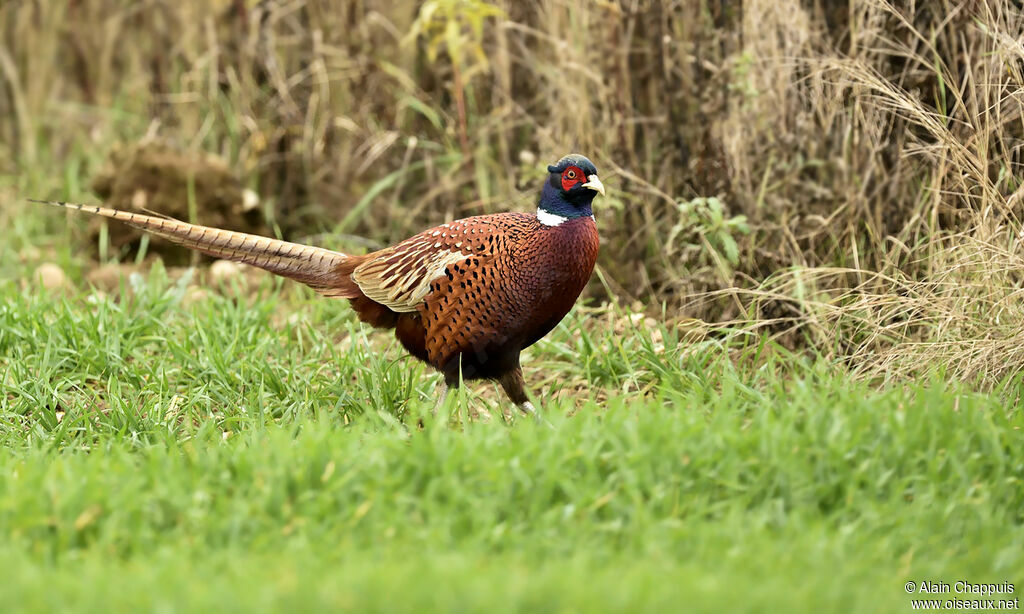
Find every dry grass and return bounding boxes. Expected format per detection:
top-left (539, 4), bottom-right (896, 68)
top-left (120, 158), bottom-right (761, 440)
top-left (3, 0), bottom-right (1024, 386)
top-left (717, 0), bottom-right (1024, 384)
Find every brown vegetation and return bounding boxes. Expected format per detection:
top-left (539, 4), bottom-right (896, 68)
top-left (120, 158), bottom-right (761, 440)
top-left (2, 0), bottom-right (1023, 385)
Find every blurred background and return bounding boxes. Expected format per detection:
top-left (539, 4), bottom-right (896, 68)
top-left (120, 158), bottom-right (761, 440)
top-left (2, 0), bottom-right (1023, 383)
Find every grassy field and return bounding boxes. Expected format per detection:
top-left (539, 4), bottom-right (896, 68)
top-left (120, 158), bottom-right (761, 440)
top-left (3, 0), bottom-right (1024, 611)
top-left (1, 266), bottom-right (1022, 612)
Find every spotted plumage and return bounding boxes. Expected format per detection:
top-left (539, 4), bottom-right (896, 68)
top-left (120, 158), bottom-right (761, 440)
top-left (32, 153), bottom-right (604, 417)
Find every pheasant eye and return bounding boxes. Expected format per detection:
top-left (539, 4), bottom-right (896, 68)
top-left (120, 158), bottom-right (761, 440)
top-left (560, 166), bottom-right (586, 191)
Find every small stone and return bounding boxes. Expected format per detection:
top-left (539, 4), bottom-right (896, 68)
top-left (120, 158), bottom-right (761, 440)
top-left (209, 259), bottom-right (242, 283)
top-left (182, 287), bottom-right (209, 307)
top-left (19, 245), bottom-right (41, 262)
top-left (241, 189), bottom-right (260, 212)
top-left (131, 189), bottom-right (148, 209)
top-left (34, 263), bottom-right (68, 290)
top-left (86, 263), bottom-right (136, 291)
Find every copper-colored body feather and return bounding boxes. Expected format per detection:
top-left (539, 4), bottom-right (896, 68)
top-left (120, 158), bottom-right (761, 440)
top-left (34, 190), bottom-right (601, 413)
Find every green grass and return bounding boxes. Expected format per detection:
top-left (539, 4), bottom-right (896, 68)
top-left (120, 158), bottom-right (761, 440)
top-left (4, 1), bottom-right (1024, 608)
top-left (0, 266), bottom-right (1022, 612)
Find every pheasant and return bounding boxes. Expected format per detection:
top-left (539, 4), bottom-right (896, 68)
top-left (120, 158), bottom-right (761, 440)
top-left (33, 153), bottom-right (604, 417)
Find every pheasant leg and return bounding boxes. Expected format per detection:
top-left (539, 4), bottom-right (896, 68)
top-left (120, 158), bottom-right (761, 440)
top-left (498, 367), bottom-right (541, 420)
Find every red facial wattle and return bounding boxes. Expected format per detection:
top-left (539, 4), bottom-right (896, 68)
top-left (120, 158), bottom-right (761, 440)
top-left (560, 166), bottom-right (585, 191)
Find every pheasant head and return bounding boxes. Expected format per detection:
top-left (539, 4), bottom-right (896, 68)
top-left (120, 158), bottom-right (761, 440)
top-left (537, 154), bottom-right (604, 226)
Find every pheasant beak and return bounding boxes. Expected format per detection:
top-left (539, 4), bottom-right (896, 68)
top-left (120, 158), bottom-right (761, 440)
top-left (582, 175), bottom-right (605, 196)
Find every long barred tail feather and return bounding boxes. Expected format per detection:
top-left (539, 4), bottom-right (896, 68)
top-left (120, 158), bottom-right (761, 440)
top-left (30, 199), bottom-right (361, 298)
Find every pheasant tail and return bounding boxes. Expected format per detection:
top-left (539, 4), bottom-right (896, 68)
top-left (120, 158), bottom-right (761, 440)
top-left (30, 200), bottom-right (361, 298)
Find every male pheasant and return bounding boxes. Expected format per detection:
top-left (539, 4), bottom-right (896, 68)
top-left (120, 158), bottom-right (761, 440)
top-left (34, 154), bottom-right (604, 417)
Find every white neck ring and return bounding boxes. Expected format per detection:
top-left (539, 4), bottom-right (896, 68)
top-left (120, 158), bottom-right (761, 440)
top-left (537, 208), bottom-right (568, 226)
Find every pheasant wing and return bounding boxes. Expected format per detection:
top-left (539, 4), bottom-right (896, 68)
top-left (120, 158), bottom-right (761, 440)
top-left (351, 214), bottom-right (514, 312)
